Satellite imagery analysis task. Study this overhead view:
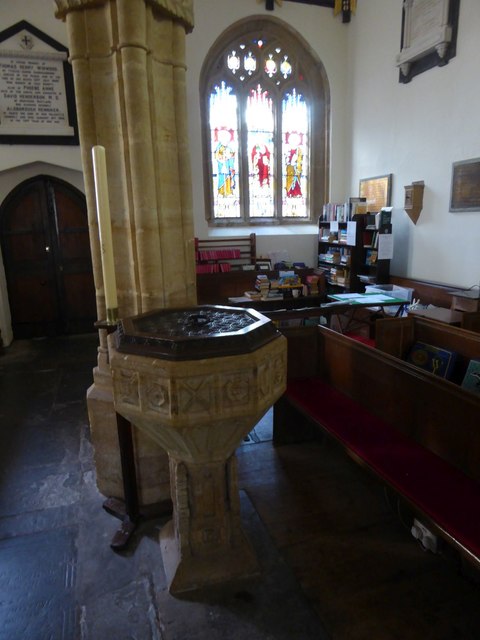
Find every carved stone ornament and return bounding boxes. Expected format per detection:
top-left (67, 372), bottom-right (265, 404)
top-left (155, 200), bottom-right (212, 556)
top-left (54, 0), bottom-right (194, 30)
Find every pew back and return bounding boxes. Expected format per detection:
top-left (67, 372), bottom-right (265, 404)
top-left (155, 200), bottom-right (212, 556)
top-left (279, 324), bottom-right (480, 483)
top-left (375, 316), bottom-right (480, 384)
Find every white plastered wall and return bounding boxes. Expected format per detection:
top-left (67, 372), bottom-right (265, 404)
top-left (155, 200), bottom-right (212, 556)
top-left (346, 0), bottom-right (480, 289)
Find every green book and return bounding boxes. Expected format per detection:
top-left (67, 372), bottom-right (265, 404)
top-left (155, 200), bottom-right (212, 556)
top-left (461, 359), bottom-right (480, 395)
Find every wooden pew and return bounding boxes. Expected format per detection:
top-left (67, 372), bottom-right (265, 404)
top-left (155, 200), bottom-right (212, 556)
top-left (273, 324), bottom-right (480, 570)
top-left (461, 310), bottom-right (480, 333)
top-left (375, 315), bottom-right (480, 385)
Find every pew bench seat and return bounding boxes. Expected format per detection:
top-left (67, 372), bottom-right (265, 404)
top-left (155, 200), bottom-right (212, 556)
top-left (281, 376), bottom-right (480, 564)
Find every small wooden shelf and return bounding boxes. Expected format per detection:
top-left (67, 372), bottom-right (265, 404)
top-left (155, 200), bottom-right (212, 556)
top-left (404, 181), bottom-right (424, 224)
top-left (195, 233), bottom-right (256, 273)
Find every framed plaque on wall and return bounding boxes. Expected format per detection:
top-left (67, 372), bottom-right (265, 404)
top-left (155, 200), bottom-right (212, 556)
top-left (450, 158), bottom-right (480, 213)
top-left (0, 21), bottom-right (78, 145)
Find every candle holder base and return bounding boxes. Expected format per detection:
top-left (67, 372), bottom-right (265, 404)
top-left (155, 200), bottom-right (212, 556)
top-left (103, 496), bottom-right (173, 551)
top-left (94, 319), bottom-right (118, 333)
top-left (106, 307), bottom-right (119, 324)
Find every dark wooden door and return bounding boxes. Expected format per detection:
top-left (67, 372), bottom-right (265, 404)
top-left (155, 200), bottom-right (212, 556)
top-left (0, 176), bottom-right (96, 338)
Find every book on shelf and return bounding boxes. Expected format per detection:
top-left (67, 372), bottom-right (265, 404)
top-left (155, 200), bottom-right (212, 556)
top-left (461, 359), bottom-right (480, 395)
top-left (362, 230), bottom-right (373, 247)
top-left (329, 266), bottom-right (349, 287)
top-left (321, 196), bottom-right (367, 222)
top-left (319, 250), bottom-right (341, 264)
top-left (321, 202), bottom-right (347, 222)
top-left (349, 196), bottom-right (368, 216)
top-left (305, 274), bottom-right (319, 295)
top-left (365, 249), bottom-right (378, 265)
top-left (376, 207), bottom-right (393, 228)
top-left (406, 342), bottom-right (457, 380)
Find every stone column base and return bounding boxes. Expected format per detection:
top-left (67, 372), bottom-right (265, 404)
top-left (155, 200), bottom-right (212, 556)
top-left (160, 519), bottom-right (258, 595)
top-left (160, 455), bottom-right (259, 594)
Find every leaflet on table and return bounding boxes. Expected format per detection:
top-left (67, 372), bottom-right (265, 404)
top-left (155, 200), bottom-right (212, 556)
top-left (331, 293), bottom-right (401, 303)
top-left (359, 294), bottom-right (400, 303)
top-left (331, 293), bottom-right (363, 299)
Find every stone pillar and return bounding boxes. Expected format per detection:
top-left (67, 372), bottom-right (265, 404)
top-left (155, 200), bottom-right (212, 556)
top-left (54, 0), bottom-right (196, 505)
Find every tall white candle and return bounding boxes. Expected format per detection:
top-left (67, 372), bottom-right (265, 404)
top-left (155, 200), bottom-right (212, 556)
top-left (92, 145), bottom-right (118, 316)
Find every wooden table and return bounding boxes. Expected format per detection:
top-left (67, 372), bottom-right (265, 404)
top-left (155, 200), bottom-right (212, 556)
top-left (327, 293), bottom-right (409, 312)
top-left (326, 293), bottom-right (410, 336)
top-left (228, 293), bottom-right (410, 335)
top-left (227, 294), bottom-right (324, 311)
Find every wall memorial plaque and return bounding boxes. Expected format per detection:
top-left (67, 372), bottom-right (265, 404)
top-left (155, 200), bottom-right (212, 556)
top-left (0, 21), bottom-right (78, 145)
top-left (396, 0), bottom-right (460, 84)
top-left (450, 159), bottom-right (480, 213)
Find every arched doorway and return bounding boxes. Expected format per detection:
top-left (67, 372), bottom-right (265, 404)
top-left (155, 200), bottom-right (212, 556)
top-left (0, 176), bottom-right (96, 339)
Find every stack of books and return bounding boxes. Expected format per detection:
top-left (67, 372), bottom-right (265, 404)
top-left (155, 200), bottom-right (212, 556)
top-left (255, 274), bottom-right (270, 299)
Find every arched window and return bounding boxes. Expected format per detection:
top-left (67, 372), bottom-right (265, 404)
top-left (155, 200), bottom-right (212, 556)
top-left (200, 17), bottom-right (330, 226)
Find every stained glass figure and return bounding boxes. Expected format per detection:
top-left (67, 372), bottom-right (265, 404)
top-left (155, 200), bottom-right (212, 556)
top-left (210, 83), bottom-right (240, 218)
top-left (282, 90), bottom-right (308, 218)
top-left (246, 86), bottom-right (274, 217)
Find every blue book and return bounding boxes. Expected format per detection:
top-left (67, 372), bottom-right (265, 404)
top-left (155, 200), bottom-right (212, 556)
top-left (406, 341), bottom-right (457, 379)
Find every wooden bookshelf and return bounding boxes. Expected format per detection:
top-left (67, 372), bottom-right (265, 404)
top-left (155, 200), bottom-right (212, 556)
top-left (318, 213), bottom-right (391, 293)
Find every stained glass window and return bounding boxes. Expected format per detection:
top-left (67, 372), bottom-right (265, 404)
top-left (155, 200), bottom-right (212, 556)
top-left (247, 86), bottom-right (274, 217)
top-left (209, 82), bottom-right (240, 218)
top-left (202, 20), bottom-right (328, 225)
top-left (282, 90), bottom-right (308, 218)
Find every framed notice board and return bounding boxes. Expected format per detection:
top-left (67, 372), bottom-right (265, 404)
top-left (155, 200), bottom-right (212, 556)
top-left (359, 174), bottom-right (392, 213)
